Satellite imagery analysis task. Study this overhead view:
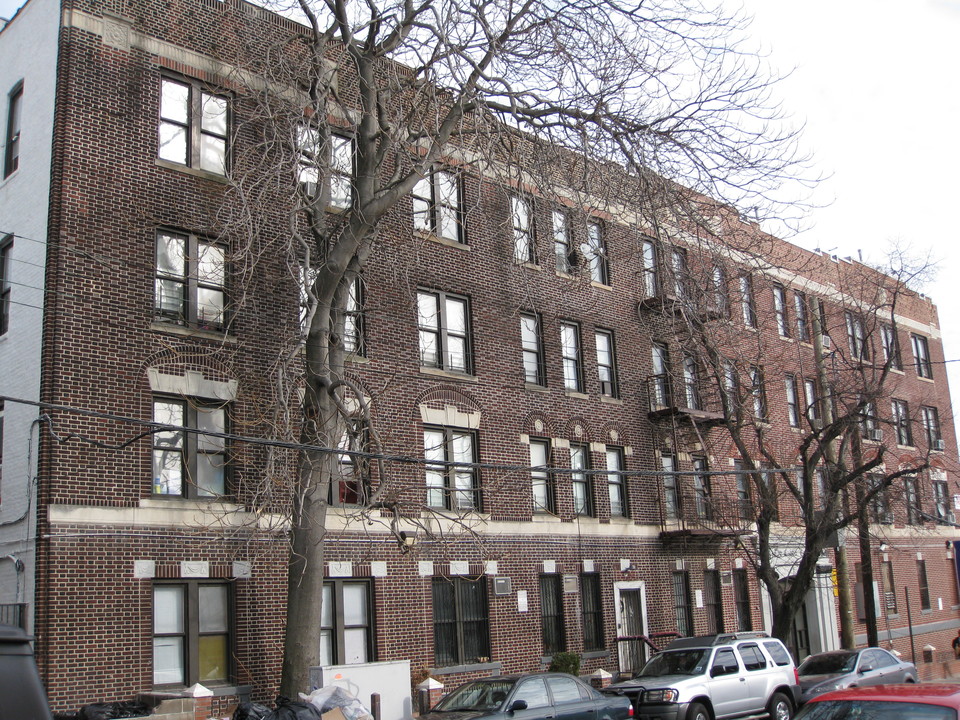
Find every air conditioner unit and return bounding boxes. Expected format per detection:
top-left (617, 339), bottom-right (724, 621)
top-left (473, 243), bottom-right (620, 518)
top-left (933, 439), bottom-right (946, 451)
top-left (868, 429), bottom-right (883, 442)
top-left (822, 335), bottom-right (832, 349)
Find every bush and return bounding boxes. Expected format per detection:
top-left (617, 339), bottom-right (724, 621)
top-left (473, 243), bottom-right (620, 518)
top-left (549, 651), bottom-right (581, 676)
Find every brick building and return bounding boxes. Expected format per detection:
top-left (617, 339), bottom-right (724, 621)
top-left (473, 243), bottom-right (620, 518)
top-left (1, 0), bottom-right (960, 714)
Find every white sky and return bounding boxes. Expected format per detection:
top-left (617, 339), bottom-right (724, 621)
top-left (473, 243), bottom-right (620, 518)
top-left (3, 0), bottom-right (960, 418)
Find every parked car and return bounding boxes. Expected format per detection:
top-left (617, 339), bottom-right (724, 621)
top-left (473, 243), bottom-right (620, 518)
top-left (797, 647), bottom-right (918, 703)
top-left (795, 684), bottom-right (960, 720)
top-left (421, 673), bottom-right (633, 720)
top-left (610, 632), bottom-right (800, 720)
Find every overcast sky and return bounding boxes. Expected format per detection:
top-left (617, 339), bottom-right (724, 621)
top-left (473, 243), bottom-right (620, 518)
top-left (4, 0), bottom-right (960, 421)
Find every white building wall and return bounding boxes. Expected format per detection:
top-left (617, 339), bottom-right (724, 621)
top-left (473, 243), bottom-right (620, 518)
top-left (0, 0), bottom-right (60, 631)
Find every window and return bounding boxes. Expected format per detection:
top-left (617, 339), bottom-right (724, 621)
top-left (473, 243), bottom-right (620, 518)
top-left (723, 361), bottom-right (739, 414)
top-left (158, 78), bottom-right (228, 174)
top-left (0, 235), bottom-right (11, 335)
top-left (342, 278), bottom-right (365, 355)
top-left (3, 81), bottom-right (22, 178)
top-left (412, 168), bottom-right (462, 242)
top-left (735, 460), bottom-right (752, 521)
top-left (845, 311), bottom-right (868, 361)
top-left (860, 400), bottom-right (880, 440)
top-left (879, 561), bottom-right (897, 613)
top-left (712, 648), bottom-right (738, 676)
top-left (582, 222), bottom-right (609, 284)
top-left (749, 365), bottom-right (767, 421)
top-left (152, 397), bottom-right (228, 498)
top-left (704, 570), bottom-right (724, 635)
top-left (922, 406), bottom-right (942, 449)
top-left (881, 324), bottom-right (902, 370)
top-left (155, 230), bottom-right (226, 330)
top-left (553, 210), bottom-right (573, 273)
top-left (739, 643), bottom-right (767, 671)
top-left (560, 322), bottom-right (583, 392)
top-left (904, 476), bottom-right (921, 525)
top-left (606, 446), bottom-right (627, 517)
top-left (581, 574), bottom-right (604, 651)
top-left (520, 313), bottom-right (546, 386)
top-left (693, 457), bottom-right (712, 520)
top-left (512, 196), bottom-right (534, 263)
top-left (740, 274), bottom-right (756, 327)
top-left (671, 247), bottom-right (689, 300)
top-left (297, 128), bottom-right (352, 208)
top-left (662, 452), bottom-right (679, 520)
top-left (794, 292), bottom-right (810, 342)
top-left (918, 560), bottom-right (931, 611)
top-left (682, 355), bottom-right (700, 410)
top-left (332, 399), bottom-right (370, 506)
top-left (804, 378), bottom-right (821, 423)
top-left (153, 582), bottom-right (230, 686)
top-left (892, 399), bottom-right (913, 446)
top-left (912, 334), bottom-right (933, 379)
top-left (672, 571), bottom-right (693, 637)
top-left (785, 375), bottom-right (800, 428)
top-left (595, 329), bottom-right (618, 397)
top-left (320, 580), bottom-right (374, 665)
top-left (530, 438), bottom-right (554, 514)
top-left (733, 568), bottom-right (752, 631)
top-left (570, 444), bottom-right (593, 516)
top-left (933, 470), bottom-right (950, 524)
top-left (710, 263), bottom-right (729, 316)
top-left (773, 284), bottom-right (790, 337)
top-left (432, 577), bottom-right (490, 666)
top-left (868, 474), bottom-right (891, 525)
top-left (540, 575), bottom-right (565, 654)
top-left (651, 342), bottom-right (671, 407)
top-left (640, 239), bottom-right (658, 297)
top-left (417, 290), bottom-right (471, 373)
top-left (424, 427), bottom-right (479, 510)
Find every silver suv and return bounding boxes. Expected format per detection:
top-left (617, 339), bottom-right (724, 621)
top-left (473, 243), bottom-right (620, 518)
top-left (611, 633), bottom-right (800, 720)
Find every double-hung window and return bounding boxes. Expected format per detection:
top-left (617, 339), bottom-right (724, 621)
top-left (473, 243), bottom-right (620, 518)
top-left (159, 78), bottom-right (228, 174)
top-left (804, 378), bottom-right (821, 423)
top-left (773, 284), bottom-right (790, 337)
top-left (740, 274), bottom-right (756, 327)
top-left (749, 365), bottom-right (767, 421)
top-left (606, 446), bottom-right (627, 517)
top-left (152, 397), bottom-right (228, 498)
top-left (868, 474), bottom-right (891, 524)
top-left (860, 400), bottom-right (879, 440)
top-left (0, 235), bottom-right (11, 335)
top-left (560, 322), bottom-right (583, 392)
top-left (3, 81), bottom-right (22, 178)
top-left (904, 476), bottom-right (921, 525)
top-left (413, 168), bottom-right (462, 242)
top-left (682, 355), bottom-right (700, 410)
top-left (922, 406), bottom-right (942, 449)
top-left (651, 342), bottom-right (671, 408)
top-left (662, 452), bottom-right (679, 520)
top-left (693, 457), bottom-right (712, 520)
top-left (424, 426), bottom-right (479, 510)
top-left (580, 574), bottom-right (604, 650)
top-left (734, 460), bottom-right (752, 521)
top-left (595, 329), bottom-right (618, 397)
top-left (918, 560), bottom-right (931, 610)
top-left (892, 398), bottom-right (913, 446)
top-left (153, 582), bottom-right (231, 686)
top-left (710, 263), bottom-right (729, 316)
top-left (332, 400), bottom-right (370, 506)
top-left (342, 278), bottom-right (365, 355)
top-left (520, 313), bottom-right (545, 386)
top-left (297, 127), bottom-right (352, 208)
top-left (581, 222), bottom-right (609, 284)
top-left (570, 443), bottom-right (592, 516)
top-left (881, 324), bottom-right (902, 370)
top-left (912, 334), bottom-right (933, 379)
top-left (432, 577), bottom-right (490, 667)
top-left (540, 575), bottom-right (565, 654)
top-left (640, 239), bottom-right (658, 297)
top-left (784, 374), bottom-right (800, 428)
top-left (794, 292), bottom-right (810, 342)
top-left (417, 290), bottom-right (471, 373)
top-left (553, 210), bottom-right (573, 273)
top-left (933, 470), bottom-right (950, 524)
top-left (671, 248), bottom-right (689, 300)
top-left (512, 196), bottom-right (534, 263)
top-left (845, 311), bottom-right (868, 361)
top-left (529, 438), bottom-right (554, 513)
top-left (155, 230), bottom-right (226, 330)
top-left (320, 580), bottom-right (374, 665)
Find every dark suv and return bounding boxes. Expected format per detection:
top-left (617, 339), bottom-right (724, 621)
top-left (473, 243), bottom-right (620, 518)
top-left (611, 632), bottom-right (801, 720)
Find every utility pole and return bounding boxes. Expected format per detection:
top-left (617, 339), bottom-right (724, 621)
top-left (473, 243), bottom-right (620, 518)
top-left (812, 299), bottom-right (856, 648)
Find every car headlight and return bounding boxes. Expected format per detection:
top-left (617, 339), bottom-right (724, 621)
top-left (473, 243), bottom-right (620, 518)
top-left (807, 681), bottom-right (845, 696)
top-left (643, 689), bottom-right (680, 703)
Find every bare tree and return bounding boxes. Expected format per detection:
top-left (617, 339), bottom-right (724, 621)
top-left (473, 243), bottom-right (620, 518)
top-left (209, 0), bottom-right (813, 693)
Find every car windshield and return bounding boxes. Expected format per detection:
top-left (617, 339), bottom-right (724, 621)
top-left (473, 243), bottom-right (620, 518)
top-left (798, 653), bottom-right (858, 676)
top-left (797, 700), bottom-right (956, 720)
top-left (434, 681), bottom-right (515, 711)
top-left (639, 649), bottom-right (708, 677)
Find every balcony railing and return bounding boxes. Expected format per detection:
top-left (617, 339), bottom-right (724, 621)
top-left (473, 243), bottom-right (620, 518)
top-left (657, 476), bottom-right (753, 538)
top-left (646, 374), bottom-right (725, 424)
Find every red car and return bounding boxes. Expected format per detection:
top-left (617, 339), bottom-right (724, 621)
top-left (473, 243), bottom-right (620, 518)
top-left (795, 684), bottom-right (960, 720)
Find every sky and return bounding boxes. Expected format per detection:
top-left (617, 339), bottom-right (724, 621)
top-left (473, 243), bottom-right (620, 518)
top-left (3, 0), bottom-right (959, 414)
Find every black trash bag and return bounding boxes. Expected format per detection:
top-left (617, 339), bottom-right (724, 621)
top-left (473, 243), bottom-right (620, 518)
top-left (77, 701), bottom-right (151, 719)
top-left (263, 696), bottom-right (323, 720)
top-left (234, 701), bottom-right (273, 720)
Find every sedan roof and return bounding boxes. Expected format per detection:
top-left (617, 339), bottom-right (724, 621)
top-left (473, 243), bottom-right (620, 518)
top-left (808, 684), bottom-right (960, 707)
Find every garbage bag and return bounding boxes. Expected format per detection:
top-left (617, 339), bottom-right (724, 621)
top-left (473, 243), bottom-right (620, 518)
top-left (299, 686), bottom-right (373, 720)
top-left (234, 702), bottom-right (273, 720)
top-left (264, 696), bottom-right (323, 720)
top-left (78, 701), bottom-right (151, 719)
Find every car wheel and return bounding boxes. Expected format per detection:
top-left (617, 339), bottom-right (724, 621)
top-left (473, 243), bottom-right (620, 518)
top-left (688, 702), bottom-right (710, 720)
top-left (767, 692), bottom-right (792, 720)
